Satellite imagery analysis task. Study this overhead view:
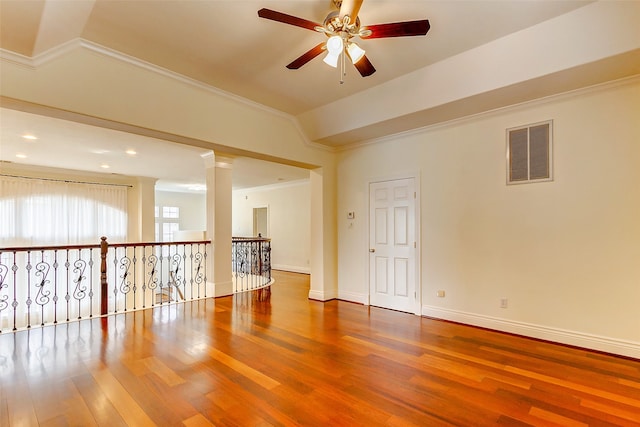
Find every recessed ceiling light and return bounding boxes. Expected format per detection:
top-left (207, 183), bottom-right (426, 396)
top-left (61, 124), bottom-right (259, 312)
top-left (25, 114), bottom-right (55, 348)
top-left (126, 149), bottom-right (137, 155)
top-left (91, 149), bottom-right (109, 154)
top-left (100, 164), bottom-right (110, 169)
top-left (16, 153), bottom-right (27, 158)
top-left (22, 134), bottom-right (38, 140)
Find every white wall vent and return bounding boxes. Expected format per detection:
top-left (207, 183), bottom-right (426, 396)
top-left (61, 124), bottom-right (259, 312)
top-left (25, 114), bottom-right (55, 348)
top-left (506, 120), bottom-right (553, 184)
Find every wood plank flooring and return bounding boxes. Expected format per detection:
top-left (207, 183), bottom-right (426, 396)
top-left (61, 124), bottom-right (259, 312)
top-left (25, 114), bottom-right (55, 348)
top-left (1, 270), bottom-right (639, 426)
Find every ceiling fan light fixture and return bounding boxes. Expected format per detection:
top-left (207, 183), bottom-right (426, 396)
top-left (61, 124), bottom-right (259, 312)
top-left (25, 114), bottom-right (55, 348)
top-left (323, 35), bottom-right (344, 68)
top-left (346, 42), bottom-right (365, 64)
top-left (325, 35), bottom-right (343, 54)
top-left (323, 51), bottom-right (341, 68)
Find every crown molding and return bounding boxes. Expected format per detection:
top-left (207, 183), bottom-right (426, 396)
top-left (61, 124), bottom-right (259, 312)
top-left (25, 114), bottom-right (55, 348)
top-left (339, 73), bottom-right (640, 152)
top-left (0, 38), bottom-right (335, 153)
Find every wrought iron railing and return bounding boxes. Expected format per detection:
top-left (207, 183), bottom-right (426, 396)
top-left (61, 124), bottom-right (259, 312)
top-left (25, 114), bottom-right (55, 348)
top-left (0, 237), bottom-right (210, 332)
top-left (232, 236), bottom-right (272, 294)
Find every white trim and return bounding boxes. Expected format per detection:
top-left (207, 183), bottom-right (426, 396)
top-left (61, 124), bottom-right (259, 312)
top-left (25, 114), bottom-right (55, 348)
top-left (338, 291), bottom-right (369, 305)
top-left (272, 264), bottom-right (310, 274)
top-left (0, 49), bottom-right (36, 69)
top-left (423, 305), bottom-right (640, 359)
top-left (308, 289), bottom-right (337, 301)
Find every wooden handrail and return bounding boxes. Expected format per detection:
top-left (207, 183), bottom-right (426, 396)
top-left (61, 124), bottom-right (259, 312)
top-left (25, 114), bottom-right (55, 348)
top-left (0, 243), bottom-right (100, 252)
top-left (0, 240), bottom-right (210, 252)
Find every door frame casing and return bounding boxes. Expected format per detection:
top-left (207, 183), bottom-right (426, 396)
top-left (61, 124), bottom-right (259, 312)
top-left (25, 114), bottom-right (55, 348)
top-left (366, 172), bottom-right (421, 315)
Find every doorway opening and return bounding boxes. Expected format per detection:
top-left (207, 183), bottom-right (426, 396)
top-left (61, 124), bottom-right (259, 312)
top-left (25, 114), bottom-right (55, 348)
top-left (253, 207), bottom-right (268, 237)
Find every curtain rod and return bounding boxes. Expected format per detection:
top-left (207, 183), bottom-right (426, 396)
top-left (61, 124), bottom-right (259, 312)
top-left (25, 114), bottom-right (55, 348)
top-left (0, 173), bottom-right (134, 188)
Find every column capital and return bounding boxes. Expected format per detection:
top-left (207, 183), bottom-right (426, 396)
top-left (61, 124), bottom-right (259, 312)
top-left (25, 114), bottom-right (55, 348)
top-left (201, 151), bottom-right (234, 169)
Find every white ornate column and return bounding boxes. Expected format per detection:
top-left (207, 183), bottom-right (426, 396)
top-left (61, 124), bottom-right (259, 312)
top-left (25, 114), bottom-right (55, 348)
top-left (202, 151), bottom-right (234, 297)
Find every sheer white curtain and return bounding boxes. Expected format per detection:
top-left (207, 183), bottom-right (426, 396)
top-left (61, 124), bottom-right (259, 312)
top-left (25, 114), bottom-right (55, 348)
top-left (0, 176), bottom-right (128, 246)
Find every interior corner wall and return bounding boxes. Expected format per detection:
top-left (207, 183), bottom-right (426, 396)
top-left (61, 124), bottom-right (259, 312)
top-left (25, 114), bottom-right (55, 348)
top-left (336, 78), bottom-right (640, 357)
top-left (232, 181), bottom-right (311, 274)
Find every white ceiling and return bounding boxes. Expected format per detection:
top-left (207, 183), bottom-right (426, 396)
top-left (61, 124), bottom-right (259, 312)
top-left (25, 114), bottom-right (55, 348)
top-left (0, 0), bottom-right (609, 190)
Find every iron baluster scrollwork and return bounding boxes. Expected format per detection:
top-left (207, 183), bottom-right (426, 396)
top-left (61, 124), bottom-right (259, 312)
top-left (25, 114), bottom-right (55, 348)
top-left (193, 250), bottom-right (204, 299)
top-left (88, 251), bottom-right (94, 318)
top-left (34, 255), bottom-right (52, 326)
top-left (231, 237), bottom-right (272, 293)
top-left (72, 257), bottom-right (87, 319)
top-left (169, 252), bottom-right (182, 301)
top-left (35, 261), bottom-right (51, 306)
top-left (118, 254), bottom-right (132, 311)
top-left (262, 241), bottom-right (272, 279)
top-left (146, 252), bottom-right (159, 305)
top-left (234, 243), bottom-right (249, 279)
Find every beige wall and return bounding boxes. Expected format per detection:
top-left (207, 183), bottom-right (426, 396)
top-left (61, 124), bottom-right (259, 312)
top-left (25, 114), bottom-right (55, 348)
top-left (232, 180), bottom-right (311, 274)
top-left (337, 77), bottom-right (640, 357)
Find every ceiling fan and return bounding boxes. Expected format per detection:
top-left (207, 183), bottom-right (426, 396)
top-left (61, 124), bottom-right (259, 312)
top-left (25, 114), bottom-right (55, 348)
top-left (258, 0), bottom-right (430, 81)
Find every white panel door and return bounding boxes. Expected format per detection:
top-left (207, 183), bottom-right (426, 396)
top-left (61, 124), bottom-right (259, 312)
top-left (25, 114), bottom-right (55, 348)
top-left (369, 178), bottom-right (417, 313)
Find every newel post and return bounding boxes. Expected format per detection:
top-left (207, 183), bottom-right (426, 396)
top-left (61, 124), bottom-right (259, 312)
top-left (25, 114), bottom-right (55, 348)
top-left (100, 236), bottom-right (108, 316)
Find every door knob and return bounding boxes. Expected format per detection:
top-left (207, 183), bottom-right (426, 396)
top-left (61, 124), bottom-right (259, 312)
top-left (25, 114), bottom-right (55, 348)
top-left (369, 249), bottom-right (375, 253)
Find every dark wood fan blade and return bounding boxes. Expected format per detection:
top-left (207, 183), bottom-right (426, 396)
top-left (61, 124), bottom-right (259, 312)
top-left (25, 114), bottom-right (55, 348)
top-left (353, 55), bottom-right (376, 77)
top-left (286, 43), bottom-right (326, 69)
top-left (258, 8), bottom-right (321, 31)
top-left (361, 20), bottom-right (430, 39)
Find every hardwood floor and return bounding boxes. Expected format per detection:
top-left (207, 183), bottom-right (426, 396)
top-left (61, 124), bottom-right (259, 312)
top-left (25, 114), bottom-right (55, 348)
top-left (1, 270), bottom-right (639, 426)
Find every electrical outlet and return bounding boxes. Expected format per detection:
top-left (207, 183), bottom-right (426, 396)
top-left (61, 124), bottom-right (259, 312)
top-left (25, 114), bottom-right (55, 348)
top-left (500, 298), bottom-right (508, 308)
top-left (436, 290), bottom-right (445, 297)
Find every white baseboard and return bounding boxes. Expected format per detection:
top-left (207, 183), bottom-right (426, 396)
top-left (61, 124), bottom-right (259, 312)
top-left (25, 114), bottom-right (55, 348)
top-left (423, 305), bottom-right (640, 359)
top-left (272, 264), bottom-right (310, 274)
top-left (212, 280), bottom-right (233, 297)
top-left (338, 291), bottom-right (369, 305)
top-left (308, 289), bottom-right (337, 301)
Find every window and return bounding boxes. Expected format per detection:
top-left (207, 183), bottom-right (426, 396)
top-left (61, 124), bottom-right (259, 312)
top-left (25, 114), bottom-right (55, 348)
top-left (163, 223), bottom-right (179, 242)
top-left (155, 205), bottom-right (180, 242)
top-left (507, 120), bottom-right (553, 184)
top-left (162, 206), bottom-right (179, 219)
top-left (0, 176), bottom-right (127, 246)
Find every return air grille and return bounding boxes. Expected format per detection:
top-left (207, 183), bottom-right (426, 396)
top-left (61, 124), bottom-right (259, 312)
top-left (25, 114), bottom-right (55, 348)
top-left (507, 120), bottom-right (553, 184)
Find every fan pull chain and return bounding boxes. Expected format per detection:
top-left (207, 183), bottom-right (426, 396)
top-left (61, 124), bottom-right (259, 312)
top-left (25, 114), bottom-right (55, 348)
top-left (340, 44), bottom-right (346, 84)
